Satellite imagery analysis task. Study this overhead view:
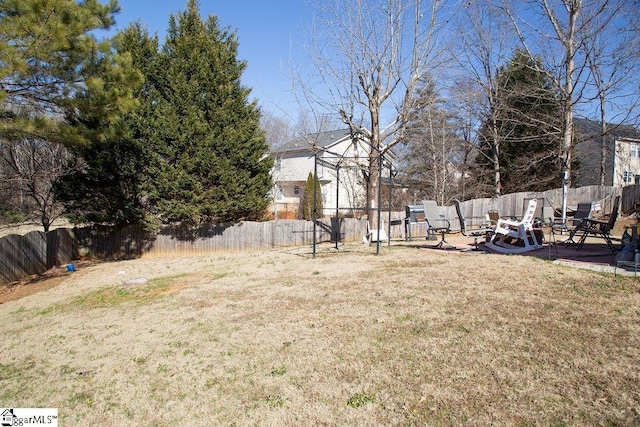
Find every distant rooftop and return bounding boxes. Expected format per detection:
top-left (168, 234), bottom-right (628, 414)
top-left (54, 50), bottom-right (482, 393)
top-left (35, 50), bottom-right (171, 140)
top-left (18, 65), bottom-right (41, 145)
top-left (575, 118), bottom-right (640, 142)
top-left (272, 129), bottom-right (352, 154)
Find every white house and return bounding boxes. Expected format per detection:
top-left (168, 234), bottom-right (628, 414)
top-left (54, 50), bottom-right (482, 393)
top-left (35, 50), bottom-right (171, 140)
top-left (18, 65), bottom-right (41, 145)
top-left (613, 137), bottom-right (640, 186)
top-left (270, 129), bottom-right (394, 219)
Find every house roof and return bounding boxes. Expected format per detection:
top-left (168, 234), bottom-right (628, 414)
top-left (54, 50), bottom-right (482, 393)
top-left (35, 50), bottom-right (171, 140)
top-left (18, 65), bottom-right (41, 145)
top-left (575, 118), bottom-right (640, 142)
top-left (271, 129), bottom-right (352, 154)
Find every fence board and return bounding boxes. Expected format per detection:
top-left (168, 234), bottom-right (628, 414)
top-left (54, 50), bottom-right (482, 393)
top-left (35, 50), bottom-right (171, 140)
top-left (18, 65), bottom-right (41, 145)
top-left (0, 234), bottom-right (22, 283)
top-left (622, 185), bottom-right (640, 214)
top-left (0, 232), bottom-right (47, 284)
top-left (446, 185), bottom-right (619, 222)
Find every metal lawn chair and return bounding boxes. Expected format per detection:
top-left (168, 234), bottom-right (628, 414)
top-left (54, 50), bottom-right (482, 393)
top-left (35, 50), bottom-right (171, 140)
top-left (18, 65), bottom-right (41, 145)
top-left (452, 199), bottom-right (494, 251)
top-left (550, 201), bottom-right (593, 246)
top-left (574, 196), bottom-right (620, 253)
top-left (422, 200), bottom-right (455, 249)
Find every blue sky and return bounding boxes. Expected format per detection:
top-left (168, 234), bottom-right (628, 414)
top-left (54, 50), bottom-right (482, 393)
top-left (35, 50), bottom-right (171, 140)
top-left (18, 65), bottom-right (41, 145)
top-left (106, 1), bottom-right (638, 126)
top-left (110, 1), bottom-right (312, 115)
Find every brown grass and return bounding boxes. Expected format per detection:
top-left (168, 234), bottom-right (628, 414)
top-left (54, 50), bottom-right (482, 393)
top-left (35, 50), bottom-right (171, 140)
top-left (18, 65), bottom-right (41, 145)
top-left (0, 242), bottom-right (639, 426)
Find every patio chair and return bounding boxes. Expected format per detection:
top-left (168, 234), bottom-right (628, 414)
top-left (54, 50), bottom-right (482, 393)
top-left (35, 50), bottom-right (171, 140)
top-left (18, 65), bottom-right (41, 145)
top-left (485, 199), bottom-right (543, 254)
top-left (574, 195), bottom-right (620, 253)
top-left (452, 199), bottom-right (494, 251)
top-left (487, 210), bottom-right (500, 226)
top-left (364, 220), bottom-right (387, 244)
top-left (422, 200), bottom-right (455, 249)
top-left (550, 201), bottom-right (593, 246)
top-left (523, 197), bottom-right (545, 227)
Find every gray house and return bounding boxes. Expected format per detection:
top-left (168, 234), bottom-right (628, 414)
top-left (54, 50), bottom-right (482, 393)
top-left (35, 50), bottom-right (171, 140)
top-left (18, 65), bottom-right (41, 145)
top-left (575, 118), bottom-right (640, 187)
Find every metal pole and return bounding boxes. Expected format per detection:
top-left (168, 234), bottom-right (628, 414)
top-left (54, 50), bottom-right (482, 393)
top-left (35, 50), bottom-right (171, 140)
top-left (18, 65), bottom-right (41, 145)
top-left (376, 152), bottom-right (383, 255)
top-left (561, 170), bottom-right (568, 224)
top-left (387, 163), bottom-right (392, 247)
top-left (313, 152), bottom-right (317, 259)
top-left (335, 165), bottom-right (340, 250)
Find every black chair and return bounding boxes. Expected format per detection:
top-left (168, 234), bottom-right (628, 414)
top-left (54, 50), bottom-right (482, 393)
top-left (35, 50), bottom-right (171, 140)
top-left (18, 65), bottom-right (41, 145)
top-left (549, 201), bottom-right (593, 246)
top-left (575, 196), bottom-right (620, 253)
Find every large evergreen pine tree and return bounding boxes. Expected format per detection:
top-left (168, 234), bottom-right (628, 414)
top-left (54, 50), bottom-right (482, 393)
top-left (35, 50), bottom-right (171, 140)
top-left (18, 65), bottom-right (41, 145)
top-left (475, 50), bottom-right (563, 194)
top-left (58, 0), bottom-right (273, 226)
top-left (0, 0), bottom-right (141, 228)
top-left (148, 0), bottom-right (273, 223)
top-left (0, 0), bottom-right (140, 146)
top-left (56, 24), bottom-right (153, 226)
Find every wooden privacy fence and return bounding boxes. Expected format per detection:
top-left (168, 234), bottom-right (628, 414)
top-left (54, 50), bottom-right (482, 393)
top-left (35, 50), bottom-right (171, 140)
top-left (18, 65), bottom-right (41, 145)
top-left (73, 218), bottom-right (377, 259)
top-left (0, 218), bottom-right (374, 285)
top-left (0, 228), bottom-right (76, 286)
top-left (0, 184), bottom-right (623, 285)
top-left (622, 185), bottom-right (640, 214)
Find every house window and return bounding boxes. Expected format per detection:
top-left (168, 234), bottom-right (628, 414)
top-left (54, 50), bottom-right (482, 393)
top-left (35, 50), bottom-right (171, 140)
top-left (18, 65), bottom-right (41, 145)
top-left (623, 171), bottom-right (634, 184)
top-left (631, 143), bottom-right (640, 158)
top-left (293, 185), bottom-right (300, 195)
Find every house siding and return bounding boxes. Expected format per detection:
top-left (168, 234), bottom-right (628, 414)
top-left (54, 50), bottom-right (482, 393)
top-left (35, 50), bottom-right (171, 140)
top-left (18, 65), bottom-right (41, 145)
top-left (613, 138), bottom-right (640, 187)
top-left (574, 119), bottom-right (640, 187)
top-left (270, 129), bottom-right (393, 219)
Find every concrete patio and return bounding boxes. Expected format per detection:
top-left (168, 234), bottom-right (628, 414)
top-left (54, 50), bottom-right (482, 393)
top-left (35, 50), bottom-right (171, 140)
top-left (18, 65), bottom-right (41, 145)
top-left (408, 229), bottom-right (639, 277)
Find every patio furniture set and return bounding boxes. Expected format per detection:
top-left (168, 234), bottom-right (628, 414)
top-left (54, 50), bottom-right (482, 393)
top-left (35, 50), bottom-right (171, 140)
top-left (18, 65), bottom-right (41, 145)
top-left (417, 196), bottom-right (622, 257)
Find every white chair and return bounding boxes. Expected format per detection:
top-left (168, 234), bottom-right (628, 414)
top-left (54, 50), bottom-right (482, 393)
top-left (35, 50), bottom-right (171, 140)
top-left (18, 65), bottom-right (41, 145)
top-left (485, 199), bottom-right (542, 254)
top-left (364, 220), bottom-right (387, 244)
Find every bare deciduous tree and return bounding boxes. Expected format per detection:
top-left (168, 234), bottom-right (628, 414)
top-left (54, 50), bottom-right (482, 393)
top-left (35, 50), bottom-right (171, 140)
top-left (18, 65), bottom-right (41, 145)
top-left (583, 2), bottom-right (640, 184)
top-left (502, 0), bottom-right (634, 216)
top-left (0, 135), bottom-right (78, 231)
top-left (447, 80), bottom-right (485, 200)
top-left (261, 111), bottom-right (295, 149)
top-left (402, 77), bottom-right (466, 205)
top-left (453, 0), bottom-right (516, 197)
top-left (301, 0), bottom-right (452, 226)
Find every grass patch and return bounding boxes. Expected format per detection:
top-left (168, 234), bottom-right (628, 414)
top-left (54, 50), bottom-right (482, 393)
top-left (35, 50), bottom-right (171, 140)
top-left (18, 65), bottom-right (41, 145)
top-left (70, 274), bottom-right (193, 309)
top-left (269, 365), bottom-right (287, 376)
top-left (265, 394), bottom-right (286, 408)
top-left (68, 391), bottom-right (94, 407)
top-left (346, 392), bottom-right (376, 408)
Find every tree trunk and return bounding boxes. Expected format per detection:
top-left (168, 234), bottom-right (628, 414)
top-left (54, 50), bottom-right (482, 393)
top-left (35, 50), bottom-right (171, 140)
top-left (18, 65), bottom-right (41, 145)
top-left (561, 3), bottom-right (578, 219)
top-left (368, 153), bottom-right (380, 229)
top-left (367, 100), bottom-right (382, 229)
top-left (492, 117), bottom-right (502, 197)
top-left (599, 97), bottom-right (607, 186)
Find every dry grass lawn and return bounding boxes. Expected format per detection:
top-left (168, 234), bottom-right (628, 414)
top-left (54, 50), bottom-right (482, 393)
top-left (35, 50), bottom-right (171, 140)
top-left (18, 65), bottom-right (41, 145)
top-left (1, 242), bottom-right (639, 426)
